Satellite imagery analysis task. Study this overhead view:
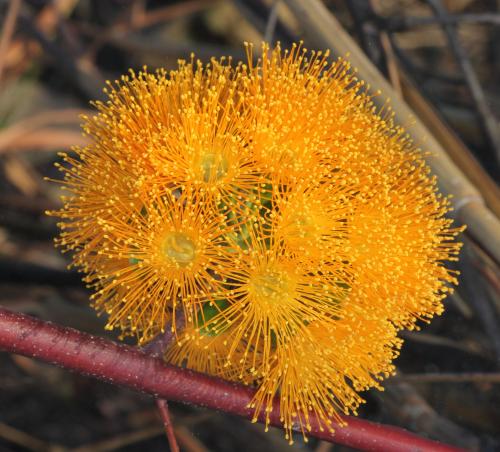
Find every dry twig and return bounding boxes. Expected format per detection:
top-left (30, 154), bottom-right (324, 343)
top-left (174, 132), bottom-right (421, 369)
top-left (394, 372), bottom-right (500, 384)
top-left (0, 0), bottom-right (21, 84)
top-left (425, 0), bottom-right (500, 164)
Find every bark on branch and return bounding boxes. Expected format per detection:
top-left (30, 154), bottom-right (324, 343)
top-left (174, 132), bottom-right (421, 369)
top-left (0, 307), bottom-right (463, 452)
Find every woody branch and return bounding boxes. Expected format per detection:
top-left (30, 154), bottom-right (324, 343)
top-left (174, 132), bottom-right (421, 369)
top-left (0, 306), bottom-right (463, 452)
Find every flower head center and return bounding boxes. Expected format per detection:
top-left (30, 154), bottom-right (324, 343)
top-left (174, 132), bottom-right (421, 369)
top-left (250, 270), bottom-right (291, 303)
top-left (291, 214), bottom-right (310, 238)
top-left (200, 153), bottom-right (228, 183)
top-left (163, 232), bottom-right (196, 267)
top-left (286, 209), bottom-right (331, 242)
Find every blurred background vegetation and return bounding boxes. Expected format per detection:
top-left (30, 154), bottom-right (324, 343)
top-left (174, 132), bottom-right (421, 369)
top-left (0, 0), bottom-right (499, 451)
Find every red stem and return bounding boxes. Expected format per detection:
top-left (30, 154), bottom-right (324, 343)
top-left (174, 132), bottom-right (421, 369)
top-left (141, 314), bottom-right (184, 452)
top-left (156, 399), bottom-right (179, 452)
top-left (0, 307), bottom-right (464, 452)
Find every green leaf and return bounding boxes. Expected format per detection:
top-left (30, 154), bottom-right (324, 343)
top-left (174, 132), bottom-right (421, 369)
top-left (197, 299), bottom-right (230, 336)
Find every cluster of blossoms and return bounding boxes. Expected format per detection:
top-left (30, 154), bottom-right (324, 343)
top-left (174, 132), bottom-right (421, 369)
top-left (50, 43), bottom-right (463, 443)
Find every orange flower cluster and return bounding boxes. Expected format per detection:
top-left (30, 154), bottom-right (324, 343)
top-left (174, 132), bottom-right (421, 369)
top-left (50, 43), bottom-right (463, 443)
